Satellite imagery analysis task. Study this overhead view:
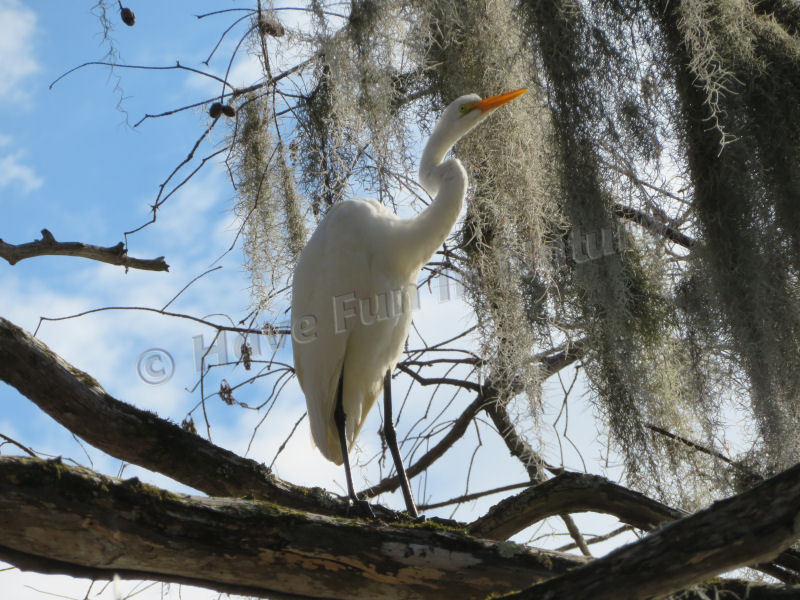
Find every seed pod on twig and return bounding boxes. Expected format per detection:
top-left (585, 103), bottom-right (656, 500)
top-left (209, 102), bottom-right (223, 119)
top-left (120, 7), bottom-right (135, 26)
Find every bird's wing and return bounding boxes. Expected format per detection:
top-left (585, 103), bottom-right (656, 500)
top-left (291, 200), bottom-right (378, 463)
top-left (292, 198), bottom-right (414, 464)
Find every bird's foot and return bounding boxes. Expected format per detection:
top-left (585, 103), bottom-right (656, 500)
top-left (413, 514), bottom-right (426, 524)
top-left (346, 498), bottom-right (375, 519)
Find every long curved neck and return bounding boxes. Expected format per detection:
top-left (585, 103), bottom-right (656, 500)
top-left (419, 120), bottom-right (461, 195)
top-left (399, 126), bottom-right (467, 270)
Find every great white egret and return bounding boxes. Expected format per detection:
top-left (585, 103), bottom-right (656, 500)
top-left (291, 88), bottom-right (527, 517)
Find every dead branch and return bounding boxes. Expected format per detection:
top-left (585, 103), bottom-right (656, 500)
top-left (0, 229), bottom-right (168, 272)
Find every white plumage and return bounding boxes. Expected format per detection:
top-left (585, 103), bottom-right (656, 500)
top-left (291, 89), bottom-right (527, 469)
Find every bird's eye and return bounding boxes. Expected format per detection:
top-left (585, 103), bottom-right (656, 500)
top-left (458, 101), bottom-right (478, 116)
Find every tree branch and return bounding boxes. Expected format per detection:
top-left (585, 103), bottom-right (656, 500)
top-left (0, 456), bottom-right (583, 600)
top-left (469, 471), bottom-right (684, 540)
top-left (0, 316), bottom-right (370, 518)
top-left (396, 363), bottom-right (482, 392)
top-left (501, 461), bottom-right (800, 599)
top-left (366, 342), bottom-right (586, 501)
top-left (472, 470), bottom-right (800, 583)
top-left (484, 400), bottom-right (590, 555)
top-left (536, 338), bottom-right (587, 377)
top-left (359, 391), bottom-right (491, 498)
top-left (645, 422), bottom-right (761, 480)
top-left (614, 203), bottom-right (696, 249)
top-left (0, 229), bottom-right (169, 271)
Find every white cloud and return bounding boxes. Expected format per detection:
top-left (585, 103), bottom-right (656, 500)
top-left (226, 52), bottom-right (263, 90)
top-left (0, 133), bottom-right (42, 193)
top-left (183, 50), bottom-right (263, 97)
top-left (0, 0), bottom-right (39, 101)
top-left (0, 146), bottom-right (43, 192)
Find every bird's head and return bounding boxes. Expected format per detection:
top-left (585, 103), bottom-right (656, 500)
top-left (438, 88), bottom-right (528, 143)
top-left (419, 88), bottom-right (528, 194)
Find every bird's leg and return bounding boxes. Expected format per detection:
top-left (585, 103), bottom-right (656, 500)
top-left (383, 370), bottom-right (419, 518)
top-left (334, 369), bottom-right (374, 518)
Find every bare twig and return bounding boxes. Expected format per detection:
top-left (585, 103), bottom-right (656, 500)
top-left (645, 422), bottom-right (761, 480)
top-left (161, 266), bottom-right (223, 311)
top-left (419, 480), bottom-right (534, 511)
top-left (0, 433), bottom-right (37, 457)
top-left (34, 306), bottom-right (287, 338)
top-left (50, 60), bottom-right (232, 91)
top-left (360, 391), bottom-right (493, 499)
top-left (270, 413), bottom-right (306, 469)
top-left (555, 524), bottom-right (634, 552)
top-left (396, 363), bottom-right (482, 393)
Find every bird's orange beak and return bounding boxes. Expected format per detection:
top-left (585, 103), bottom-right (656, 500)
top-left (476, 88), bottom-right (528, 112)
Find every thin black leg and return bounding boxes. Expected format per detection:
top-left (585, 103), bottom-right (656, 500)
top-left (334, 367), bottom-right (374, 518)
top-left (383, 370), bottom-right (419, 518)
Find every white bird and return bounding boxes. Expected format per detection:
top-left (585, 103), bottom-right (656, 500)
top-left (291, 89), bottom-right (527, 516)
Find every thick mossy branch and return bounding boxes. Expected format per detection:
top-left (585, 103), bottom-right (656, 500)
top-left (3, 456), bottom-right (799, 599)
top-left (0, 456), bottom-right (582, 600)
top-left (0, 316), bottom-right (369, 518)
top-left (500, 461), bottom-right (800, 599)
top-left (471, 470), bottom-right (800, 582)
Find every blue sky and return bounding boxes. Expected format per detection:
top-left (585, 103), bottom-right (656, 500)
top-left (0, 2), bottom-right (627, 598)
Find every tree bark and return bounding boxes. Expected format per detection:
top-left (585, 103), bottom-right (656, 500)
top-left (0, 456), bottom-right (582, 600)
top-left (3, 455), bottom-right (800, 600)
top-left (0, 316), bottom-right (363, 518)
top-left (4, 314), bottom-right (800, 597)
top-left (501, 462), bottom-right (800, 599)
top-left (469, 472), bottom-right (684, 540)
